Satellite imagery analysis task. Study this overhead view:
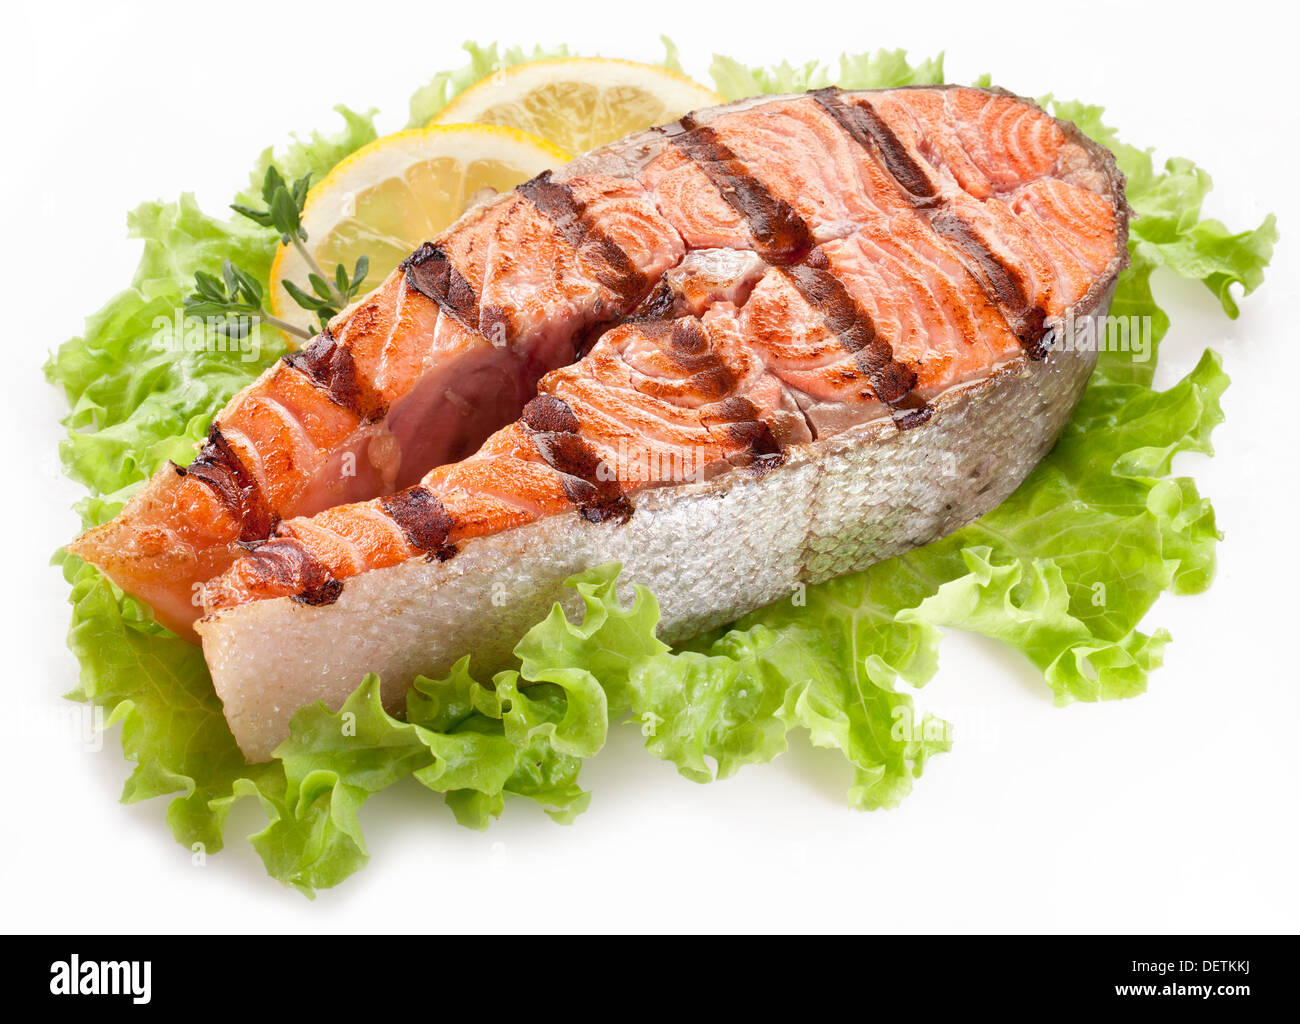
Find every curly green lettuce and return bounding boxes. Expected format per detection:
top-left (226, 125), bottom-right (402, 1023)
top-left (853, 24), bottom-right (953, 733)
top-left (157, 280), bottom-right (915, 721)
top-left (44, 45), bottom-right (1276, 896)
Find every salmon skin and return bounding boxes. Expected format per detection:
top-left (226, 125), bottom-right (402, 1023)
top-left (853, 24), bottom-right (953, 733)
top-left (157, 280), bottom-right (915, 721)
top-left (194, 86), bottom-right (1125, 760)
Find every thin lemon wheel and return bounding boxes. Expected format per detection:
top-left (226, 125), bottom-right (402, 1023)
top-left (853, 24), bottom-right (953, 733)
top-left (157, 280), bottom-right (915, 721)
top-left (432, 57), bottom-right (724, 156)
top-left (269, 123), bottom-right (569, 336)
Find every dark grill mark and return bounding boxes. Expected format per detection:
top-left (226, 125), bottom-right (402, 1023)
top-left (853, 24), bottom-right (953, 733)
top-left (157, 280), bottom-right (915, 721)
top-left (665, 115), bottom-right (813, 266)
top-left (668, 319), bottom-right (738, 398)
top-left (709, 396), bottom-right (761, 423)
top-left (628, 278), bottom-right (680, 322)
top-left (381, 486), bottom-right (456, 561)
top-left (522, 394), bottom-right (581, 434)
top-left (517, 173), bottom-right (590, 250)
top-left (627, 318), bottom-right (740, 404)
top-left (891, 392), bottom-right (935, 430)
top-left (727, 420), bottom-right (785, 478)
top-left (182, 426), bottom-right (275, 541)
top-left (402, 242), bottom-right (481, 330)
top-left (812, 88), bottom-right (938, 204)
top-left (518, 171), bottom-right (647, 302)
top-left (478, 304), bottom-right (513, 348)
top-left (522, 395), bottom-right (631, 523)
top-left (282, 327), bottom-right (387, 421)
top-left (1019, 309), bottom-right (1051, 359)
top-left (930, 214), bottom-right (1028, 310)
top-left (295, 577), bottom-right (344, 606)
top-left (694, 396), bottom-right (787, 474)
top-left (669, 318), bottom-right (709, 354)
top-left (782, 250), bottom-right (923, 410)
top-left (929, 213), bottom-right (1050, 357)
top-left (242, 536), bottom-right (342, 606)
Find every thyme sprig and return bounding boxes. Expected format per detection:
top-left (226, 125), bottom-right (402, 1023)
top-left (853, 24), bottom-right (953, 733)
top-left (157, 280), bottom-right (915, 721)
top-left (184, 165), bottom-right (370, 340)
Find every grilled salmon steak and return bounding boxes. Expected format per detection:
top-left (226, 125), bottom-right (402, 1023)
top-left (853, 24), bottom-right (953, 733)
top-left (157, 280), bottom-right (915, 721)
top-left (94, 85), bottom-right (1129, 759)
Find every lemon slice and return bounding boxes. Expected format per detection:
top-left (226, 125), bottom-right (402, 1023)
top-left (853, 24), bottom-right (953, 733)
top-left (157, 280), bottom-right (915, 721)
top-left (432, 58), bottom-right (724, 156)
top-left (270, 124), bottom-right (568, 336)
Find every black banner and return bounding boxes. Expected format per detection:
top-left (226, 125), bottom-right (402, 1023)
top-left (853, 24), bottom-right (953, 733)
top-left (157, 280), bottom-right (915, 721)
top-left (2, 934), bottom-right (1280, 1012)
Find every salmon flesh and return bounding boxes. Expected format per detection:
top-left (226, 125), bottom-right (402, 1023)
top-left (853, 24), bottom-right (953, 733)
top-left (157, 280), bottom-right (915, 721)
top-left (87, 86), bottom-right (1129, 760)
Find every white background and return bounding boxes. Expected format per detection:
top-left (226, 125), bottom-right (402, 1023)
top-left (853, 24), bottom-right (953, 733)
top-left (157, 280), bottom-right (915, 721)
top-left (2, 0), bottom-right (1295, 933)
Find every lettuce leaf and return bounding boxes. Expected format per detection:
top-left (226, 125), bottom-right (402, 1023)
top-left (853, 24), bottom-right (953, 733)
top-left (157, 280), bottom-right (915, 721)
top-left (45, 46), bottom-right (1276, 895)
top-left (630, 581), bottom-right (951, 808)
top-left (242, 671), bottom-right (589, 894)
top-left (711, 48), bottom-right (944, 100)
